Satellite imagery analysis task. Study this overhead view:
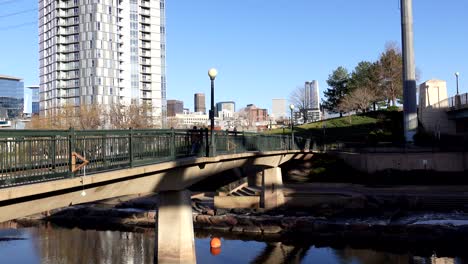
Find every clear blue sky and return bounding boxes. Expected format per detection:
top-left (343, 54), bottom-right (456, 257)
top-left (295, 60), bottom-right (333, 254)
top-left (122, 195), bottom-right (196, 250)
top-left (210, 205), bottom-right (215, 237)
top-left (0, 0), bottom-right (467, 112)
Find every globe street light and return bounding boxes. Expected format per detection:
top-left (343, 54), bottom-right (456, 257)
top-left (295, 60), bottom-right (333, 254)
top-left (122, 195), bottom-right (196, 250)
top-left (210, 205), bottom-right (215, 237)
top-left (208, 68), bottom-right (218, 156)
top-left (289, 104), bottom-right (295, 149)
top-left (455, 72), bottom-right (460, 95)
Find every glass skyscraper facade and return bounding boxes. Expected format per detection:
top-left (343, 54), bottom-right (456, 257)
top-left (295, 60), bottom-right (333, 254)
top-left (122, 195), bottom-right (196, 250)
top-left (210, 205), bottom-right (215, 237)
top-left (0, 75), bottom-right (24, 119)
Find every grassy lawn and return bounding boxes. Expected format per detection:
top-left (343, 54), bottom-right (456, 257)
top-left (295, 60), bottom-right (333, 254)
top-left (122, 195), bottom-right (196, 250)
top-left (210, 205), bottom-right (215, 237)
top-left (267, 111), bottom-right (404, 144)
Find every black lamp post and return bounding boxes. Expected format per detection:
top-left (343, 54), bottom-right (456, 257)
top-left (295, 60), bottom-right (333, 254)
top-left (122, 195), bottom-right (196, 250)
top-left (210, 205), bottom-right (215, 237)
top-left (289, 104), bottom-right (295, 149)
top-left (455, 72), bottom-right (460, 95)
top-left (208, 68), bottom-right (218, 156)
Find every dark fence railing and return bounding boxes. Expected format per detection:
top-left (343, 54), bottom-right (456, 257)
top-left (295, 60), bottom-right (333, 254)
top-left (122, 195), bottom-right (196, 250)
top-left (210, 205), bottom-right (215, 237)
top-left (425, 92), bottom-right (468, 110)
top-left (0, 129), bottom-right (306, 188)
top-left (313, 137), bottom-right (468, 154)
top-left (449, 92), bottom-right (468, 109)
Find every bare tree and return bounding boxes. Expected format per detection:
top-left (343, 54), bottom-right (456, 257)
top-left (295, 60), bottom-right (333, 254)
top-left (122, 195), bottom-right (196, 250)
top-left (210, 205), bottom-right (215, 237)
top-left (28, 101), bottom-right (157, 130)
top-left (78, 104), bottom-right (106, 129)
top-left (289, 85), bottom-right (311, 123)
top-left (27, 115), bottom-right (49, 129)
top-left (339, 86), bottom-right (378, 115)
top-left (167, 117), bottom-right (181, 129)
top-left (351, 87), bottom-right (378, 112)
top-left (237, 107), bottom-right (254, 130)
top-left (107, 101), bottom-right (154, 129)
top-left (51, 104), bottom-right (78, 129)
top-left (127, 102), bottom-right (154, 128)
top-left (338, 96), bottom-right (353, 114)
top-left (108, 103), bottom-right (127, 129)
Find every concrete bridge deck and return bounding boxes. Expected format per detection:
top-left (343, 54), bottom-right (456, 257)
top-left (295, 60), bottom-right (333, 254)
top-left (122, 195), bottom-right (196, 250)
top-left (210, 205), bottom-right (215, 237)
top-left (0, 150), bottom-right (311, 222)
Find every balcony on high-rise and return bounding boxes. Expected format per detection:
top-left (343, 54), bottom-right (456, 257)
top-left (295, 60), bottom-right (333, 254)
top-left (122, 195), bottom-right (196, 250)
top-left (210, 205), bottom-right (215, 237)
top-left (141, 74), bottom-right (151, 82)
top-left (57, 9), bottom-right (78, 18)
top-left (141, 41), bottom-right (151, 49)
top-left (57, 28), bottom-right (76, 35)
top-left (141, 58), bottom-right (151, 66)
top-left (140, 0), bottom-right (150, 8)
top-left (58, 1), bottom-right (78, 9)
top-left (140, 33), bottom-right (150, 41)
top-left (140, 25), bottom-right (150, 33)
top-left (140, 8), bottom-right (150, 16)
top-left (141, 50), bottom-right (150, 57)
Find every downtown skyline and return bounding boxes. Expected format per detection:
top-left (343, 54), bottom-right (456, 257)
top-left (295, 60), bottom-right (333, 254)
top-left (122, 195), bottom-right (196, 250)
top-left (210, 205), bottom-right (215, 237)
top-left (0, 0), bottom-right (466, 113)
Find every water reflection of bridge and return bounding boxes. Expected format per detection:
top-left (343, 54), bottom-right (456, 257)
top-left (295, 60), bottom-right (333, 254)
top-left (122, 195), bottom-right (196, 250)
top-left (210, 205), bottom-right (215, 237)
top-left (22, 225), bottom-right (467, 264)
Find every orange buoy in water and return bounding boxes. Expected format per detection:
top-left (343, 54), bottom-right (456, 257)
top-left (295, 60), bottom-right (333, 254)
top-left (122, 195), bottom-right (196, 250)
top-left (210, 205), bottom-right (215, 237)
top-left (210, 247), bottom-right (221, 256)
top-left (210, 237), bottom-right (222, 248)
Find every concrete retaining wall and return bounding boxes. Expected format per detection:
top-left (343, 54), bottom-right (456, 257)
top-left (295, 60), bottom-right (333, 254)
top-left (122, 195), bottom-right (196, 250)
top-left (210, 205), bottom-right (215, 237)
top-left (336, 152), bottom-right (468, 173)
top-left (214, 196), bottom-right (260, 209)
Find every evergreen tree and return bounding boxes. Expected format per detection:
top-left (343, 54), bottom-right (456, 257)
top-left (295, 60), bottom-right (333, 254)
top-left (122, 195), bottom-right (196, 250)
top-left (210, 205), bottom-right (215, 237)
top-left (323, 66), bottom-right (350, 116)
top-left (348, 61), bottom-right (382, 111)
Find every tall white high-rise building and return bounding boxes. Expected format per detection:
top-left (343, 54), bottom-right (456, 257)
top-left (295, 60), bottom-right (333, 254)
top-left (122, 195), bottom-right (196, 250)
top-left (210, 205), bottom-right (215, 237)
top-left (39, 0), bottom-right (166, 126)
top-left (305, 80), bottom-right (320, 110)
top-left (304, 80), bottom-right (321, 122)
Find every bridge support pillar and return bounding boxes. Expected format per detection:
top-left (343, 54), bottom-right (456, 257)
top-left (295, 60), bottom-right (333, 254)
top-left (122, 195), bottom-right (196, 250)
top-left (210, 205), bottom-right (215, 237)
top-left (248, 171), bottom-right (263, 188)
top-left (156, 190), bottom-right (196, 264)
top-left (260, 167), bottom-right (285, 209)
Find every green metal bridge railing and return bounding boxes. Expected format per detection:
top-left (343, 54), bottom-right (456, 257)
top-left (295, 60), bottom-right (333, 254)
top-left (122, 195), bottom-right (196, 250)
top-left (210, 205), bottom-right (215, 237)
top-left (0, 129), bottom-right (307, 188)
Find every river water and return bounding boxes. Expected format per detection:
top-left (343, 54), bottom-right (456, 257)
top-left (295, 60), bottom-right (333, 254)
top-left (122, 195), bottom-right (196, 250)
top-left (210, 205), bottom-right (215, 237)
top-left (0, 225), bottom-right (465, 264)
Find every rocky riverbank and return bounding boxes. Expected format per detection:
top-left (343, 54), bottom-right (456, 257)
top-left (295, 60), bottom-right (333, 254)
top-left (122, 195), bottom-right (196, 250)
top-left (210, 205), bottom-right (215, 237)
top-left (13, 192), bottom-right (468, 251)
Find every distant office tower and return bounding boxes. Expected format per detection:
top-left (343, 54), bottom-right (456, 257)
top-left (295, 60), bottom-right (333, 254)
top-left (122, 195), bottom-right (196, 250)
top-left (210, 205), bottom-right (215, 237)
top-left (194, 93), bottom-right (206, 114)
top-left (216, 101), bottom-right (235, 112)
top-left (302, 81), bottom-right (321, 122)
top-left (24, 85), bottom-right (40, 115)
top-left (0, 75), bottom-right (24, 119)
top-left (305, 81), bottom-right (320, 110)
top-left (39, 0), bottom-right (167, 126)
top-left (271, 98), bottom-right (286, 120)
top-left (167, 99), bottom-right (183, 117)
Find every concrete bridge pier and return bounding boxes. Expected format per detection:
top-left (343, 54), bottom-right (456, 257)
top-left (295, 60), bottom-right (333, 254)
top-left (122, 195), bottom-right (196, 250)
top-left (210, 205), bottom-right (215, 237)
top-left (260, 167), bottom-right (285, 209)
top-left (248, 170), bottom-right (263, 188)
top-left (156, 190), bottom-right (196, 264)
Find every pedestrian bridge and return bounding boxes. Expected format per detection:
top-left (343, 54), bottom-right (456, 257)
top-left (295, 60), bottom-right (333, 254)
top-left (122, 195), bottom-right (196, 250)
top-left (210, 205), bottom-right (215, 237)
top-left (0, 128), bottom-right (312, 263)
top-left (445, 92), bottom-right (468, 119)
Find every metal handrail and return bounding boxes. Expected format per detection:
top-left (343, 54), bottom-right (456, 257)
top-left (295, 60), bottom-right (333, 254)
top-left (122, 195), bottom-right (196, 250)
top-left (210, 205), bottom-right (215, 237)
top-left (448, 92), bottom-right (468, 110)
top-left (0, 129), bottom-right (304, 188)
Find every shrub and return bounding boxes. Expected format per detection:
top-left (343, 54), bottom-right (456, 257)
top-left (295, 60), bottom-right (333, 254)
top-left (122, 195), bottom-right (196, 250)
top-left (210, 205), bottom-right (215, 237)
top-left (386, 106), bottom-right (400, 112)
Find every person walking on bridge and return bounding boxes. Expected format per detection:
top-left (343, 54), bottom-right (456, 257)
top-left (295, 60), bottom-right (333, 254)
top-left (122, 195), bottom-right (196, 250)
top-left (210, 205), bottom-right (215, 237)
top-left (190, 126), bottom-right (202, 155)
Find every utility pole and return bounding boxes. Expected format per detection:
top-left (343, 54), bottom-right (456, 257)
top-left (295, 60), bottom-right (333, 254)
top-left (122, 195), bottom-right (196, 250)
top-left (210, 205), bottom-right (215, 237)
top-left (401, 0), bottom-right (418, 142)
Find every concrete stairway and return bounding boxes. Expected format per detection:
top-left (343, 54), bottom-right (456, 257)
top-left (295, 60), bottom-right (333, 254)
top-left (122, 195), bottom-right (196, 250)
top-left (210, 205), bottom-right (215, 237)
top-left (228, 183), bottom-right (261, 197)
top-left (214, 183), bottom-right (262, 209)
